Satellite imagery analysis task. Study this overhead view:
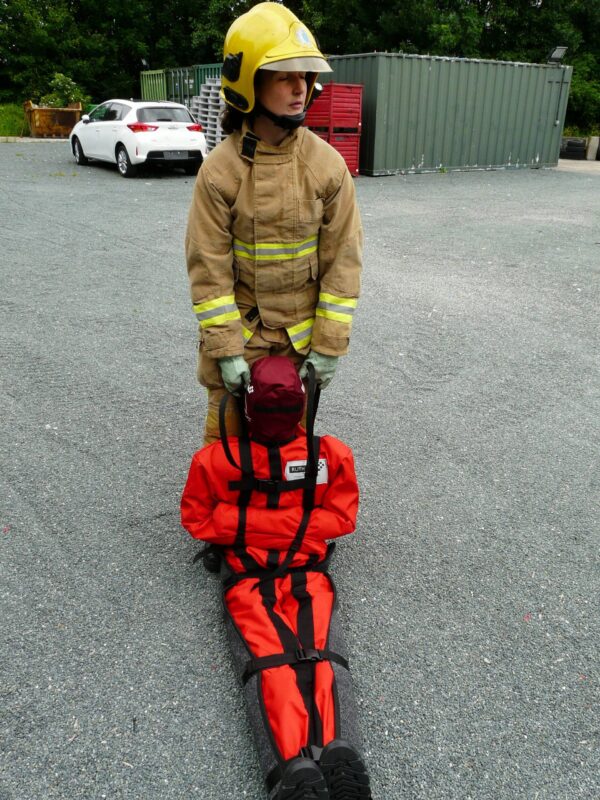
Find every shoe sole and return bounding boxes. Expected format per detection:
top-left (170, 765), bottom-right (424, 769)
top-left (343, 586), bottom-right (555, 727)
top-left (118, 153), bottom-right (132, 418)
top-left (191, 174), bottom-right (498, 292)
top-left (319, 740), bottom-right (372, 800)
top-left (277, 757), bottom-right (329, 800)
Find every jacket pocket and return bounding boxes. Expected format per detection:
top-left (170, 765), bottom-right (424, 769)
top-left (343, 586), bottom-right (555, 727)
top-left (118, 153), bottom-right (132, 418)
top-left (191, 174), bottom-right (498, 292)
top-left (309, 253), bottom-right (319, 281)
top-left (299, 198), bottom-right (324, 224)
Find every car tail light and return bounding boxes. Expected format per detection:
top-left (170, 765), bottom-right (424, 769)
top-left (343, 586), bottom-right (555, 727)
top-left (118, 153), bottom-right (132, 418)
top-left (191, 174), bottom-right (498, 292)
top-left (127, 123), bottom-right (158, 133)
top-left (187, 124), bottom-right (203, 132)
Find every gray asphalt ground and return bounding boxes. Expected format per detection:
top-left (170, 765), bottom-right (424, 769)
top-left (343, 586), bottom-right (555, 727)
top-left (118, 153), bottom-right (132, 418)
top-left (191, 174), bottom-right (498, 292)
top-left (1, 142), bottom-right (598, 800)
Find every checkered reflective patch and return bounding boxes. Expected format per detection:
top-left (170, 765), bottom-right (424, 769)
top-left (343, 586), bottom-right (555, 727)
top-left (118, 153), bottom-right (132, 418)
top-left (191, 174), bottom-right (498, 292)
top-left (285, 458), bottom-right (328, 485)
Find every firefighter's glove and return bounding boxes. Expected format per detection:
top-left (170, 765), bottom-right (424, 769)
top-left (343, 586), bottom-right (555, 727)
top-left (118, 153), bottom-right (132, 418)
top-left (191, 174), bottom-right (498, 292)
top-left (218, 355), bottom-right (250, 395)
top-left (299, 351), bottom-right (339, 389)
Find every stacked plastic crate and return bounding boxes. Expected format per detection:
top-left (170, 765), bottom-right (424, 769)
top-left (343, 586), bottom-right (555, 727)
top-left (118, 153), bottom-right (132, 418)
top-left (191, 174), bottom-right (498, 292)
top-left (191, 77), bottom-right (226, 152)
top-left (304, 83), bottom-right (363, 175)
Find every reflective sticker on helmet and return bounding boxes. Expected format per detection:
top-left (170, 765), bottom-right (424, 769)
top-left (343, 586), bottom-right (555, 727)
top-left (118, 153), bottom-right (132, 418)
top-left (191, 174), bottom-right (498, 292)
top-left (295, 27), bottom-right (312, 47)
top-left (285, 458), bottom-right (328, 485)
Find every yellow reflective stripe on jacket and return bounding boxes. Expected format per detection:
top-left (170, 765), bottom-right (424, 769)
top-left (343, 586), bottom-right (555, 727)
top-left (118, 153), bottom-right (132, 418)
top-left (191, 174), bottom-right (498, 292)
top-left (233, 235), bottom-right (318, 261)
top-left (287, 317), bottom-right (314, 351)
top-left (242, 325), bottom-right (254, 341)
top-left (193, 295), bottom-right (241, 328)
top-left (315, 292), bottom-right (358, 324)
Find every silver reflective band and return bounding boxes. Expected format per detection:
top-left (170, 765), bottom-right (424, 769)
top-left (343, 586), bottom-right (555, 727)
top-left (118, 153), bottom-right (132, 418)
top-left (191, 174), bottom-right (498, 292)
top-left (195, 302), bottom-right (239, 322)
top-left (317, 300), bottom-right (356, 316)
top-left (288, 322), bottom-right (313, 344)
top-left (233, 235), bottom-right (318, 261)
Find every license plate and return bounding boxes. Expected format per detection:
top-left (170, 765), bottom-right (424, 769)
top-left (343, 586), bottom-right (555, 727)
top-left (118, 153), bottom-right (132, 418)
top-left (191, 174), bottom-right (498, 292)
top-left (164, 150), bottom-right (187, 159)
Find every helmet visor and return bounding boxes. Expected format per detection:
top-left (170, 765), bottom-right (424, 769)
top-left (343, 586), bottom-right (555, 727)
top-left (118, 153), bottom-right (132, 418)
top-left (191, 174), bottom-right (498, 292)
top-left (259, 56), bottom-right (332, 73)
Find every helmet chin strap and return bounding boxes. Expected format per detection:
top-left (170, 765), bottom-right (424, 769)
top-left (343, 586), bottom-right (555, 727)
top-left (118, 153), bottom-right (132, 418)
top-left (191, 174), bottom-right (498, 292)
top-left (254, 100), bottom-right (306, 130)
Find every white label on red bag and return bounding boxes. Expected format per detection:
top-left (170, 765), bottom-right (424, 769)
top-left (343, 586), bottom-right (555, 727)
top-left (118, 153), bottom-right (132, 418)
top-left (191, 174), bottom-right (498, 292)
top-left (285, 458), bottom-right (328, 485)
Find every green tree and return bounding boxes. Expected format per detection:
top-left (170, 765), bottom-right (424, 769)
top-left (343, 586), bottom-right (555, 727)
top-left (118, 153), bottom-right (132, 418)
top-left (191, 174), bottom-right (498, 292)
top-left (190, 0), bottom-right (253, 60)
top-left (1, 0), bottom-right (598, 130)
top-left (0, 0), bottom-right (77, 101)
top-left (0, 0), bottom-right (203, 101)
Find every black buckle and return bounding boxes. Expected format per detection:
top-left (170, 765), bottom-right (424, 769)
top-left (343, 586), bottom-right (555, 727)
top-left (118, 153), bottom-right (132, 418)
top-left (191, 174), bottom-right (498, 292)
top-left (295, 648), bottom-right (322, 663)
top-left (256, 478), bottom-right (280, 493)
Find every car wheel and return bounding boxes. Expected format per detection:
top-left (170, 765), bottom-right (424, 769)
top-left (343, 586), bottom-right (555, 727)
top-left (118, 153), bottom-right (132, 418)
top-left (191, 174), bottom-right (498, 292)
top-left (73, 137), bottom-right (88, 166)
top-left (184, 161), bottom-right (201, 176)
top-left (116, 145), bottom-right (137, 178)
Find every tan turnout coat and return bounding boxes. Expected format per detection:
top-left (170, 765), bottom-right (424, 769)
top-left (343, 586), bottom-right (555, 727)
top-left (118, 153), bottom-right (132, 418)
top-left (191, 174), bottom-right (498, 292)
top-left (185, 122), bottom-right (363, 362)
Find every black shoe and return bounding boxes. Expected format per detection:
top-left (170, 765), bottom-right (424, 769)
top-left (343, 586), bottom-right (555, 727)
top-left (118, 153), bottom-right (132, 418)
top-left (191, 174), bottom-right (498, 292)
top-left (277, 757), bottom-right (329, 800)
top-left (319, 740), bottom-right (372, 799)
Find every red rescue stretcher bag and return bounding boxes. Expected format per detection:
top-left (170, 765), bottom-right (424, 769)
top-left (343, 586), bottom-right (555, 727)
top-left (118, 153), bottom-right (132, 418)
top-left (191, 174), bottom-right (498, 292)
top-left (185, 361), bottom-right (372, 799)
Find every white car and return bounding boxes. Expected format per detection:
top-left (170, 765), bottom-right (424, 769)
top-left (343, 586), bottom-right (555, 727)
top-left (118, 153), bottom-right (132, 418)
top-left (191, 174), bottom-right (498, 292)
top-left (69, 99), bottom-right (208, 177)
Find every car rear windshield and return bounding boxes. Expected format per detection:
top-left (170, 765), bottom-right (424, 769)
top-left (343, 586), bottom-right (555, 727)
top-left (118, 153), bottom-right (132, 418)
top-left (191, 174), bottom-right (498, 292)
top-left (137, 107), bottom-right (193, 123)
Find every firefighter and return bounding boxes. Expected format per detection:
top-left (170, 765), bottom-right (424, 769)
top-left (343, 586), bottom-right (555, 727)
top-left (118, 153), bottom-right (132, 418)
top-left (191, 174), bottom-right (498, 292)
top-left (181, 356), bottom-right (372, 799)
top-left (185, 2), bottom-right (363, 444)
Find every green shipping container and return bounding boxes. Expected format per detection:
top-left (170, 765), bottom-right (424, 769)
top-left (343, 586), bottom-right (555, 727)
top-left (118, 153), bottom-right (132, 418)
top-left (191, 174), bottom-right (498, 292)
top-left (140, 70), bottom-right (167, 102)
top-left (165, 67), bottom-right (197, 105)
top-left (140, 65), bottom-right (222, 105)
top-left (194, 64), bottom-right (222, 89)
top-left (322, 53), bottom-right (572, 175)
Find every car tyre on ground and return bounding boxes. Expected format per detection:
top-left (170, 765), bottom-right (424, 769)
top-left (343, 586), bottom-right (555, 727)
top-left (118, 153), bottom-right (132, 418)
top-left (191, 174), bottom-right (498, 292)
top-left (72, 137), bottom-right (88, 166)
top-left (116, 145), bottom-right (137, 178)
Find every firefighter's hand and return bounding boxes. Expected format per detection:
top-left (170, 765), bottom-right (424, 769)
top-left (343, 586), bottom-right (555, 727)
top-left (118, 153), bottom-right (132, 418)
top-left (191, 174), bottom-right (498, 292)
top-left (218, 355), bottom-right (250, 395)
top-left (299, 351), bottom-right (339, 389)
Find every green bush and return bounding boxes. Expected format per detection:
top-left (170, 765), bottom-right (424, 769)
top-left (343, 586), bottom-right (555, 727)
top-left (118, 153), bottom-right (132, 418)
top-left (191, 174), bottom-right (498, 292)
top-left (39, 73), bottom-right (90, 108)
top-left (563, 125), bottom-right (598, 138)
top-left (565, 55), bottom-right (600, 136)
top-left (0, 104), bottom-right (30, 136)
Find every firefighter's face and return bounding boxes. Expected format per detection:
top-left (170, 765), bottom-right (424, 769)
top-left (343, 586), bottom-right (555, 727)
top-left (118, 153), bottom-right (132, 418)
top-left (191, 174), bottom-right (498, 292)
top-left (256, 71), bottom-right (307, 116)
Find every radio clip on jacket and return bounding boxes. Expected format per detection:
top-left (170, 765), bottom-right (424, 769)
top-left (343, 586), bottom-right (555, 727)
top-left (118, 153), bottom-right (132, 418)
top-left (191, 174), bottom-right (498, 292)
top-left (185, 362), bottom-right (372, 800)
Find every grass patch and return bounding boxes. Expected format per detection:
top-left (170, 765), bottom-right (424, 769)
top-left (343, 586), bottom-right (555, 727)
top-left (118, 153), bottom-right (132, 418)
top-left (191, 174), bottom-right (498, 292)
top-left (0, 103), bottom-right (30, 136)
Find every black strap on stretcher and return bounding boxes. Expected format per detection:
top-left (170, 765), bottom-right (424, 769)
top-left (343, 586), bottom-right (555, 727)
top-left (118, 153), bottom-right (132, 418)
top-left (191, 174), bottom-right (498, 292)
top-left (192, 543), bottom-right (222, 573)
top-left (217, 362), bottom-right (322, 583)
top-left (218, 366), bottom-right (348, 775)
top-left (242, 647), bottom-right (349, 685)
top-left (227, 474), bottom-right (318, 493)
top-left (258, 362), bottom-right (321, 583)
top-left (221, 541), bottom-right (336, 592)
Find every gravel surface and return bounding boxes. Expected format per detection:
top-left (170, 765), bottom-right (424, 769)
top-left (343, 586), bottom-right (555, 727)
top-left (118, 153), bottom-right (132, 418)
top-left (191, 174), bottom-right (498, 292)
top-left (1, 142), bottom-right (598, 800)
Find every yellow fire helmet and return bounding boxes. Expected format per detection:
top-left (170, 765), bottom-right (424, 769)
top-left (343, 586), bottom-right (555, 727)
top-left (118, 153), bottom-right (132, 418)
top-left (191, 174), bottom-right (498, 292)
top-left (221, 2), bottom-right (332, 113)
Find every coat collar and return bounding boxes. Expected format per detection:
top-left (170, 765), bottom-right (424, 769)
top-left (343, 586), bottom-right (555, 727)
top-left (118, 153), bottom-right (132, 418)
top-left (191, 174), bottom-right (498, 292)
top-left (237, 120), bottom-right (302, 164)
